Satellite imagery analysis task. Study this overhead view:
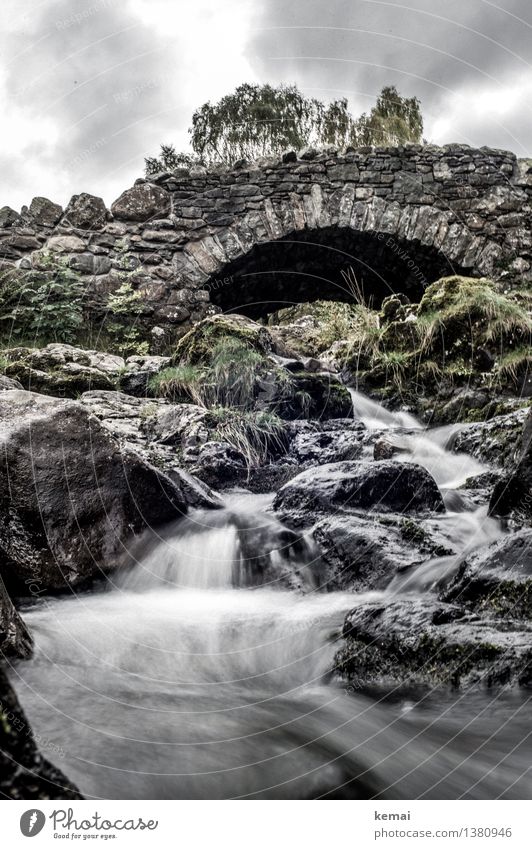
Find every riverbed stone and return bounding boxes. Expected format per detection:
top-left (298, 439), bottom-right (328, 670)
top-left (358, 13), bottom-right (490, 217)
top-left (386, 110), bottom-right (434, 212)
top-left (0, 390), bottom-right (190, 592)
top-left (274, 460), bottom-right (445, 526)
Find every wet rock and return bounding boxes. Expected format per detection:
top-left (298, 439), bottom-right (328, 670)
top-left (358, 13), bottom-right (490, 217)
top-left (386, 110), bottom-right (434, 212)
top-left (192, 441), bottom-right (247, 489)
top-left (0, 575), bottom-right (32, 658)
top-left (450, 408), bottom-right (529, 468)
top-left (0, 375), bottom-right (23, 391)
top-left (442, 530), bottom-right (532, 618)
top-left (287, 419), bottom-right (365, 465)
top-left (489, 408), bottom-right (532, 522)
top-left (28, 197), bottom-right (63, 227)
top-left (312, 515), bottom-right (427, 591)
top-left (274, 460), bottom-right (445, 526)
top-left (373, 438), bottom-right (400, 460)
top-left (0, 666), bottom-right (83, 799)
top-left (0, 390), bottom-right (189, 592)
top-left (63, 193), bottom-right (108, 230)
top-left (111, 183), bottom-right (171, 221)
top-left (337, 597), bottom-right (532, 691)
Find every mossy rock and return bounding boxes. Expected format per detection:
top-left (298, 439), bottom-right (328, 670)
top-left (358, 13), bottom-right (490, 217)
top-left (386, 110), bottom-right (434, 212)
top-left (277, 372), bottom-right (353, 420)
top-left (172, 314), bottom-right (273, 365)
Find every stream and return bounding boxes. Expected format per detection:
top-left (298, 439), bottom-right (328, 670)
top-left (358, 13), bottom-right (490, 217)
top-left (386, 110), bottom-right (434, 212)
top-left (11, 390), bottom-right (532, 799)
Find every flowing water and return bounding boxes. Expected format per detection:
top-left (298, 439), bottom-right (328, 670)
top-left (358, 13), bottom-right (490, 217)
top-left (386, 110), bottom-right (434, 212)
top-left (12, 392), bottom-right (532, 799)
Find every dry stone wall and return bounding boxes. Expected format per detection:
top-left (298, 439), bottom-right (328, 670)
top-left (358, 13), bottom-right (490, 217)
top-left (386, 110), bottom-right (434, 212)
top-left (1, 143), bottom-right (531, 332)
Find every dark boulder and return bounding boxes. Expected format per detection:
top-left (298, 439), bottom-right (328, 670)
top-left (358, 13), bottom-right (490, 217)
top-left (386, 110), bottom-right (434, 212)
top-left (312, 515), bottom-right (427, 591)
top-left (192, 441), bottom-right (247, 489)
top-left (337, 597), bottom-right (532, 691)
top-left (274, 460), bottom-right (445, 527)
top-left (0, 391), bottom-right (189, 592)
top-left (278, 372), bottom-right (353, 420)
top-left (441, 530), bottom-right (532, 618)
top-left (0, 666), bottom-right (82, 799)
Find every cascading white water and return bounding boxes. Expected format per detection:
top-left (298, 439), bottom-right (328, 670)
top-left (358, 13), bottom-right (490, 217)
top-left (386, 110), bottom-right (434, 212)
top-left (349, 388), bottom-right (486, 487)
top-left (13, 390), bottom-right (530, 800)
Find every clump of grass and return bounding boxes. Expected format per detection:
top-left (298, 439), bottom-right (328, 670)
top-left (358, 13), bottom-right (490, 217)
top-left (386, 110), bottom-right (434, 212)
top-left (494, 346), bottom-right (532, 385)
top-left (149, 364), bottom-right (205, 404)
top-left (210, 407), bottom-right (287, 470)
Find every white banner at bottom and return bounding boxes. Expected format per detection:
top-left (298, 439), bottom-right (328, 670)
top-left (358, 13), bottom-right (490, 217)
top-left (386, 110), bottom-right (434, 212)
top-left (0, 800), bottom-right (529, 848)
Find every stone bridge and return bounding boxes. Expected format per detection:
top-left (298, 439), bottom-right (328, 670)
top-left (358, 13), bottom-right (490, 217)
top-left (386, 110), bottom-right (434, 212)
top-left (1, 143), bottom-right (531, 328)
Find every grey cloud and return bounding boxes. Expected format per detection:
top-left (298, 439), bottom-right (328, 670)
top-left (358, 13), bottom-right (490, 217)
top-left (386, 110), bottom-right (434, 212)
top-left (2, 0), bottom-right (188, 205)
top-left (248, 0), bottom-right (532, 151)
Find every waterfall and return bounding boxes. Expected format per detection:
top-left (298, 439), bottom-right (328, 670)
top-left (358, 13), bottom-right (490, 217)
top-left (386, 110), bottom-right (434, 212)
top-left (14, 390), bottom-right (528, 801)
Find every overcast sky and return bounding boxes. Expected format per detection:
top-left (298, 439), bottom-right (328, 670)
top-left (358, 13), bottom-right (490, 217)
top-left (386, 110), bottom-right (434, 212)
top-left (1, 0), bottom-right (531, 211)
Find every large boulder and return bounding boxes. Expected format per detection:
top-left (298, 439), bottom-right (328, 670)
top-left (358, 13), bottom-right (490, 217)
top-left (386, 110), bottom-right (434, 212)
top-left (111, 183), bottom-right (171, 222)
top-left (0, 666), bottom-right (82, 799)
top-left (450, 408), bottom-right (529, 469)
top-left (442, 530), bottom-right (532, 618)
top-left (312, 514), bottom-right (437, 592)
top-left (0, 391), bottom-right (189, 592)
top-left (274, 460), bottom-right (445, 526)
top-left (337, 597), bottom-right (532, 691)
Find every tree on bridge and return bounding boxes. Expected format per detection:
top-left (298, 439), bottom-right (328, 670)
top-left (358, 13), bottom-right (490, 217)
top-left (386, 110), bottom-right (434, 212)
top-left (144, 83), bottom-right (423, 174)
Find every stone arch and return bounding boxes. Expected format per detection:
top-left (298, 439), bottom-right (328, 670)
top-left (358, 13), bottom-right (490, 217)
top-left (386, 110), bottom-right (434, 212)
top-left (176, 192), bottom-right (504, 318)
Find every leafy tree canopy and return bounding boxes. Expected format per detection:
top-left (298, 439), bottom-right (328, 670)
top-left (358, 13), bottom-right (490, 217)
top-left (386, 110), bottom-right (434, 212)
top-left (145, 83), bottom-right (423, 174)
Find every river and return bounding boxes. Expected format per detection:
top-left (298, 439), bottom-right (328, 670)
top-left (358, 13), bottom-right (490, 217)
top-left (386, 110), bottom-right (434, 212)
top-left (11, 391), bottom-right (532, 799)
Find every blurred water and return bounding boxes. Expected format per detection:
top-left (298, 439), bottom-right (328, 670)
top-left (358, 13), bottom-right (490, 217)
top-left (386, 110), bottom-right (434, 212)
top-left (13, 393), bottom-right (530, 800)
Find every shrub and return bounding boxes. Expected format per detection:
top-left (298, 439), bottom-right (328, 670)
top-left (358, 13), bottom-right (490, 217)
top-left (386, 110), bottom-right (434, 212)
top-left (0, 259), bottom-right (84, 346)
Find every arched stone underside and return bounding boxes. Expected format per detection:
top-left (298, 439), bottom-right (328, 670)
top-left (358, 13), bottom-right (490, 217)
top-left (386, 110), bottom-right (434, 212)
top-left (205, 218), bottom-right (474, 319)
top-left (2, 144), bottom-right (531, 328)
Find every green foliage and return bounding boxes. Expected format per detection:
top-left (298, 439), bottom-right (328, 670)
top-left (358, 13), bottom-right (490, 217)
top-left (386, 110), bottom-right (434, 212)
top-left (356, 86), bottom-right (424, 147)
top-left (149, 364), bottom-right (205, 404)
top-left (105, 280), bottom-right (149, 357)
top-left (0, 259), bottom-right (84, 346)
top-left (144, 144), bottom-right (199, 176)
top-left (145, 83), bottom-right (424, 170)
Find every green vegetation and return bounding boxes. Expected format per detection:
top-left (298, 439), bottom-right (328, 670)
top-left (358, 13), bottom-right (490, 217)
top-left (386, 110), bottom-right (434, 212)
top-left (145, 83), bottom-right (423, 171)
top-left (339, 276), bottom-right (531, 395)
top-left (0, 258), bottom-right (84, 346)
top-left (150, 333), bottom-right (292, 471)
top-left (104, 280), bottom-right (149, 358)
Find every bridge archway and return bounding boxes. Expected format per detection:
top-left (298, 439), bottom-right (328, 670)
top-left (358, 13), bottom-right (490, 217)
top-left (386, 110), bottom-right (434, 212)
top-left (206, 225), bottom-right (469, 319)
top-left (179, 196), bottom-right (501, 320)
